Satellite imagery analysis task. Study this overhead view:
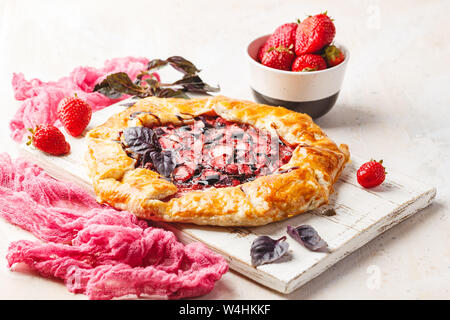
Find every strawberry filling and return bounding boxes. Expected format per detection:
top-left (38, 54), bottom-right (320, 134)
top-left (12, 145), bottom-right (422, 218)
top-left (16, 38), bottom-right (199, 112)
top-left (146, 116), bottom-right (294, 195)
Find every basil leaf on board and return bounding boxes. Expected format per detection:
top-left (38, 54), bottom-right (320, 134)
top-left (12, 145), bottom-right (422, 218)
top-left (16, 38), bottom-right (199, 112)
top-left (323, 208), bottom-right (336, 216)
top-left (286, 225), bottom-right (329, 252)
top-left (250, 236), bottom-right (289, 267)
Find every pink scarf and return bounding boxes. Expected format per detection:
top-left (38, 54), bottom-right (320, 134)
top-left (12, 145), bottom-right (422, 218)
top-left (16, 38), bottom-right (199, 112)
top-left (0, 153), bottom-right (228, 299)
top-left (4, 57), bottom-right (228, 299)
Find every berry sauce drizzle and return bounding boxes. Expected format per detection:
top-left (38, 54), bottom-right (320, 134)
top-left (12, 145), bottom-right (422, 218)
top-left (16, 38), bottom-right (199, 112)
top-left (145, 116), bottom-right (294, 195)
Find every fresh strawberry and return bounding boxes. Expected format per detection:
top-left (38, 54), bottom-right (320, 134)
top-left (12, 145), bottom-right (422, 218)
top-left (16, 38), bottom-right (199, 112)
top-left (258, 22), bottom-right (298, 62)
top-left (323, 45), bottom-right (345, 67)
top-left (267, 22), bottom-right (299, 50)
top-left (258, 41), bottom-right (272, 62)
top-left (261, 45), bottom-right (295, 70)
top-left (357, 160), bottom-right (386, 188)
top-left (295, 12), bottom-right (336, 55)
top-left (58, 94), bottom-right (92, 137)
top-left (27, 124), bottom-right (70, 156)
top-left (291, 54), bottom-right (327, 72)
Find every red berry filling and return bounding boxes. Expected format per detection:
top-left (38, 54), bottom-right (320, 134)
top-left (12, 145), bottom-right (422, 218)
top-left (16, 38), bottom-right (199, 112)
top-left (144, 116), bottom-right (294, 195)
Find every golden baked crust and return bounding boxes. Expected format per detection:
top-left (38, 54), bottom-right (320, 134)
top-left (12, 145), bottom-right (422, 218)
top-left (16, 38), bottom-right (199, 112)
top-left (85, 95), bottom-right (350, 226)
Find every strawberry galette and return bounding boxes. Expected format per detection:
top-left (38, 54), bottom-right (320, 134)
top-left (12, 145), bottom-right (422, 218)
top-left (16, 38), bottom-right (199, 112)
top-left (85, 95), bottom-right (349, 226)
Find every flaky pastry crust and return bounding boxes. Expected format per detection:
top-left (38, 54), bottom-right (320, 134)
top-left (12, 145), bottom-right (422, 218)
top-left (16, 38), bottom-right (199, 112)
top-left (85, 95), bottom-right (350, 226)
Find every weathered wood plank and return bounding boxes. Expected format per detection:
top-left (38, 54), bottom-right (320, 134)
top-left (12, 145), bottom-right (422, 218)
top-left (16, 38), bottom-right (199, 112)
top-left (17, 98), bottom-right (436, 294)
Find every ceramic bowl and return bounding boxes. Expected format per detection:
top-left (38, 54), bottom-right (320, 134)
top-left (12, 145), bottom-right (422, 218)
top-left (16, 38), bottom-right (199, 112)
top-left (246, 34), bottom-right (349, 118)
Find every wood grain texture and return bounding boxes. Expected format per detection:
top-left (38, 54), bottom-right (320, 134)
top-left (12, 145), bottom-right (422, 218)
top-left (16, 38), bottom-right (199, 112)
top-left (17, 98), bottom-right (436, 294)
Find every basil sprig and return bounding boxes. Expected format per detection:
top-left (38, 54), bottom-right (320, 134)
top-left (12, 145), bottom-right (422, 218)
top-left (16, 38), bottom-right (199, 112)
top-left (94, 56), bottom-right (219, 99)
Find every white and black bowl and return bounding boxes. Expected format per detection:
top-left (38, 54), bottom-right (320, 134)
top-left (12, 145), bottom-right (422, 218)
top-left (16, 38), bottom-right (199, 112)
top-left (246, 34), bottom-right (349, 119)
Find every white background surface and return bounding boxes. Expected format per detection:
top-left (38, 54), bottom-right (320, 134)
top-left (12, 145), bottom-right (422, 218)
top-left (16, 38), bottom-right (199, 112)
top-left (0, 0), bottom-right (449, 299)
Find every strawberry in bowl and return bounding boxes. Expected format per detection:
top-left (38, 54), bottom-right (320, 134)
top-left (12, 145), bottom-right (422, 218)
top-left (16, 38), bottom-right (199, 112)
top-left (292, 54), bottom-right (327, 72)
top-left (247, 12), bottom-right (349, 118)
top-left (294, 12), bottom-right (336, 56)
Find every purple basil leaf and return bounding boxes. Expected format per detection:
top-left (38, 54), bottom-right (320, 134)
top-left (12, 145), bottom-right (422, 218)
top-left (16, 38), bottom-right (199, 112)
top-left (287, 225), bottom-right (329, 252)
top-left (171, 74), bottom-right (203, 85)
top-left (166, 56), bottom-right (200, 75)
top-left (149, 150), bottom-right (176, 177)
top-left (147, 59), bottom-right (169, 71)
top-left (144, 77), bottom-right (159, 88)
top-left (172, 75), bottom-right (220, 94)
top-left (157, 88), bottom-right (190, 99)
top-left (94, 72), bottom-right (145, 98)
top-left (138, 150), bottom-right (153, 168)
top-left (250, 236), bottom-right (289, 267)
top-left (93, 80), bottom-right (124, 99)
top-left (122, 127), bottom-right (161, 155)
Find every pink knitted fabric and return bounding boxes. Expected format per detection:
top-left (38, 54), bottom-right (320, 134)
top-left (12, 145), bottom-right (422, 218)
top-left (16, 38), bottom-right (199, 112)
top-left (0, 153), bottom-right (228, 300)
top-left (10, 57), bottom-right (150, 142)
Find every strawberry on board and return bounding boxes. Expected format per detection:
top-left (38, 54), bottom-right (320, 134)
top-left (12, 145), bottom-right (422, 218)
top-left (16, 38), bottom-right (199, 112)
top-left (291, 54), bottom-right (327, 72)
top-left (357, 160), bottom-right (386, 188)
top-left (261, 45), bottom-right (295, 70)
top-left (27, 124), bottom-right (71, 156)
top-left (58, 94), bottom-right (92, 137)
top-left (323, 45), bottom-right (345, 67)
top-left (295, 12), bottom-right (336, 55)
top-left (258, 22), bottom-right (298, 62)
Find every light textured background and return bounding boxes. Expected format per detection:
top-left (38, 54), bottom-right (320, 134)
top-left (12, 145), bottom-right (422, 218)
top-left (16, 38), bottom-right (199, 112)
top-left (0, 0), bottom-right (449, 299)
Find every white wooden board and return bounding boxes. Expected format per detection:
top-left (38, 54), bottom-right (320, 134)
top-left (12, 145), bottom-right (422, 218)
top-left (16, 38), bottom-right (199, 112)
top-left (18, 98), bottom-right (436, 294)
